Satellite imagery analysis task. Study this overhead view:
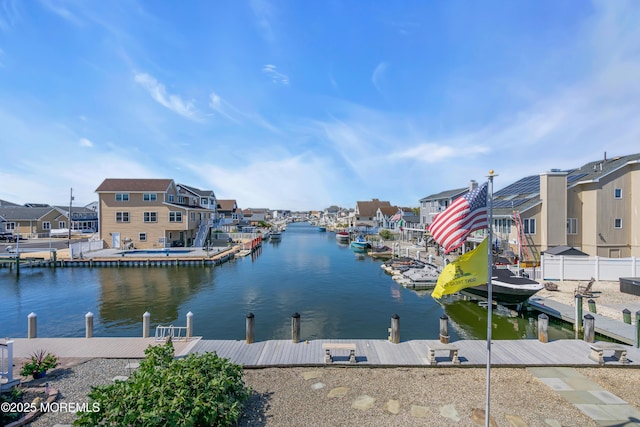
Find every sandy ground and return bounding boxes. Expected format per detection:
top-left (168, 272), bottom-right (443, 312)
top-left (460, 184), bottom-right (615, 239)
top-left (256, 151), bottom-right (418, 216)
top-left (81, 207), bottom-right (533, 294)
top-left (535, 278), bottom-right (640, 323)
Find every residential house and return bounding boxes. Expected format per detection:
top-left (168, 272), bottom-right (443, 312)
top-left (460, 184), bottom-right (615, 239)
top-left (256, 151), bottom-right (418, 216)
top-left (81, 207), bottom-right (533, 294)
top-left (95, 178), bottom-right (216, 249)
top-left (376, 205), bottom-right (399, 229)
top-left (349, 199), bottom-right (391, 228)
top-left (419, 184), bottom-right (471, 227)
top-left (243, 208), bottom-right (269, 226)
top-left (0, 205), bottom-right (71, 238)
top-left (54, 205), bottom-right (99, 233)
top-left (216, 199), bottom-right (241, 231)
top-left (491, 152), bottom-right (640, 261)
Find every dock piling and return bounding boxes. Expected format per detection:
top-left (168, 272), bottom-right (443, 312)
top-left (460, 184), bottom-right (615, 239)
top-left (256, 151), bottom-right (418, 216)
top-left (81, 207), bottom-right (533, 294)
top-left (574, 294), bottom-right (583, 338)
top-left (85, 312), bottom-right (94, 338)
top-left (27, 312), bottom-right (37, 339)
top-left (636, 310), bottom-right (640, 348)
top-left (538, 314), bottom-right (549, 343)
top-left (439, 315), bottom-right (449, 344)
top-left (588, 299), bottom-right (597, 313)
top-left (583, 314), bottom-right (595, 343)
top-left (142, 311), bottom-right (150, 338)
top-left (186, 311), bottom-right (193, 339)
top-left (389, 314), bottom-right (400, 344)
top-left (246, 313), bottom-right (255, 344)
top-left (291, 312), bottom-right (301, 343)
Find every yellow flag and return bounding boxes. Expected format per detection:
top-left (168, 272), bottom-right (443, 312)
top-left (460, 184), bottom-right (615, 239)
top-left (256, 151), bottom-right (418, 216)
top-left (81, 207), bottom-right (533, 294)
top-left (431, 237), bottom-right (488, 299)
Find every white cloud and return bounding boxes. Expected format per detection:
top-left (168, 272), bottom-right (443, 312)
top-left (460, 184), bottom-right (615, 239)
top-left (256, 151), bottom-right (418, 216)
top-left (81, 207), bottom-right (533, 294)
top-left (134, 72), bottom-right (201, 121)
top-left (262, 64), bottom-right (289, 85)
top-left (79, 137), bottom-right (93, 147)
top-left (371, 62), bottom-right (388, 95)
top-left (39, 0), bottom-right (83, 26)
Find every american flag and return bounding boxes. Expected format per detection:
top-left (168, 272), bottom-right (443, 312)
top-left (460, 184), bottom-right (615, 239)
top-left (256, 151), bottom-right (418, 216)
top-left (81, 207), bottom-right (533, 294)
top-left (428, 182), bottom-right (488, 254)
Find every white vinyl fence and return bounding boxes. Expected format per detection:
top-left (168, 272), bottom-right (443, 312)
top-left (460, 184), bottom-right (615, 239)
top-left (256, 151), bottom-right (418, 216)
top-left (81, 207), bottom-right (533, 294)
top-left (70, 240), bottom-right (105, 259)
top-left (541, 254), bottom-right (640, 281)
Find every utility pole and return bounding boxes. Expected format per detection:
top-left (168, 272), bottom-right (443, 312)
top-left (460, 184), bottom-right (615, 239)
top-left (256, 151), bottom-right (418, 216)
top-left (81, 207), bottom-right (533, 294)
top-left (68, 188), bottom-right (74, 247)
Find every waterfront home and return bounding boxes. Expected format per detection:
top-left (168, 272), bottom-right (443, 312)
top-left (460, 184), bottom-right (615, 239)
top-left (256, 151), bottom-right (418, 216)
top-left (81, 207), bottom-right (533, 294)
top-left (349, 199), bottom-right (391, 229)
top-left (422, 152), bottom-right (640, 263)
top-left (0, 205), bottom-right (73, 238)
top-left (95, 178), bottom-right (216, 249)
top-left (216, 199), bottom-right (242, 231)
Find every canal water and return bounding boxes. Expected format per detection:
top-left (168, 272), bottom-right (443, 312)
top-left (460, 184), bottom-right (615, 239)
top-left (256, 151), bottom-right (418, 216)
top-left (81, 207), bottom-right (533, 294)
top-left (0, 222), bottom-right (575, 341)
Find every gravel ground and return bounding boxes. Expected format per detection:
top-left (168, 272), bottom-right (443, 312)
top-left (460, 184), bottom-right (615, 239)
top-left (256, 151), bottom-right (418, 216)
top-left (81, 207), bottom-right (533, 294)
top-left (17, 359), bottom-right (640, 427)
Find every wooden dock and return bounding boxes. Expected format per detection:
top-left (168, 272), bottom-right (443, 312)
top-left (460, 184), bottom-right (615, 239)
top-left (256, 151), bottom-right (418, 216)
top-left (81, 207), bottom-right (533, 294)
top-left (9, 337), bottom-right (640, 368)
top-left (528, 295), bottom-right (637, 345)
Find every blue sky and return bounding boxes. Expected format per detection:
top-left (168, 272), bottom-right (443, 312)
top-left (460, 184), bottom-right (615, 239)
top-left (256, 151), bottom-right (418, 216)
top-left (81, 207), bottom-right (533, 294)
top-left (1, 1), bottom-right (639, 211)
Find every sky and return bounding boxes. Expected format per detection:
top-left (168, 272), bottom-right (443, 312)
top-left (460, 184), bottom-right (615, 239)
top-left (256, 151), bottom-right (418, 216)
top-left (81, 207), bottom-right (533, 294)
top-left (1, 1), bottom-right (639, 211)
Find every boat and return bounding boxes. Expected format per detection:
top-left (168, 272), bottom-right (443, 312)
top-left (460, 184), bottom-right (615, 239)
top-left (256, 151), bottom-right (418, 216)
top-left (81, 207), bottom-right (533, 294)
top-left (461, 267), bottom-right (544, 305)
top-left (350, 235), bottom-right (371, 250)
top-left (335, 231), bottom-right (350, 243)
top-left (399, 263), bottom-right (440, 288)
top-left (270, 229), bottom-right (282, 241)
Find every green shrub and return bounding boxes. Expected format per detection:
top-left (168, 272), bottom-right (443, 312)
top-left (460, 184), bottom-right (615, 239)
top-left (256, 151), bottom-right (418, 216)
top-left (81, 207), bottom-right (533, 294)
top-left (20, 349), bottom-right (59, 377)
top-left (378, 229), bottom-right (393, 240)
top-left (74, 342), bottom-right (250, 426)
top-left (0, 387), bottom-right (24, 425)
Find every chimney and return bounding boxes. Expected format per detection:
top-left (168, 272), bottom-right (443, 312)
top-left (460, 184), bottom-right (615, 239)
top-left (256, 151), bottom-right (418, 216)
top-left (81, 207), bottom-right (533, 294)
top-left (604, 151), bottom-right (607, 162)
top-left (469, 180), bottom-right (478, 191)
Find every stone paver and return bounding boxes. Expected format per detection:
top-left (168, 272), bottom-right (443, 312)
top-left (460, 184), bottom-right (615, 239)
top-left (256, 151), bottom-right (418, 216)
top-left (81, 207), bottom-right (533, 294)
top-left (302, 370), bottom-right (322, 380)
top-left (351, 395), bottom-right (376, 410)
top-left (327, 386), bottom-right (350, 398)
top-left (311, 382), bottom-right (325, 390)
top-left (439, 404), bottom-right (461, 422)
top-left (410, 405), bottom-right (429, 418)
top-left (528, 367), bottom-right (640, 427)
top-left (504, 414), bottom-right (528, 426)
top-left (383, 399), bottom-right (400, 414)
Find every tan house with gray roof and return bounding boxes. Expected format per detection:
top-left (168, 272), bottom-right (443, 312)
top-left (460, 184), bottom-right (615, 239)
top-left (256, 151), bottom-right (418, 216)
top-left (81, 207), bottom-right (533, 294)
top-left (95, 178), bottom-right (215, 249)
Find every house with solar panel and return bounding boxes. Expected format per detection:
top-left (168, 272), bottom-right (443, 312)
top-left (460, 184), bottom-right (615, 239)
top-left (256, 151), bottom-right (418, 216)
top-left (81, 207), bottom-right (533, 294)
top-left (488, 153), bottom-right (640, 264)
top-left (420, 153), bottom-right (640, 264)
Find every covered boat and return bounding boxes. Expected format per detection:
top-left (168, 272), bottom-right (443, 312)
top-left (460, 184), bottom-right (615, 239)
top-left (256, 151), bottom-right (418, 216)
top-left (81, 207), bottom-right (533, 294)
top-left (461, 267), bottom-right (544, 305)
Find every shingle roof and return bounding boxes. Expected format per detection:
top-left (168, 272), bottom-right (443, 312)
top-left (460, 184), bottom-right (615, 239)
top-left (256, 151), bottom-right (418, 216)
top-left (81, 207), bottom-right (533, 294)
top-left (217, 200), bottom-right (237, 211)
top-left (357, 199), bottom-right (391, 217)
top-left (492, 152), bottom-right (640, 217)
top-left (95, 179), bottom-right (174, 192)
top-left (420, 187), bottom-right (468, 202)
top-left (0, 206), bottom-right (59, 221)
top-left (177, 184), bottom-right (215, 197)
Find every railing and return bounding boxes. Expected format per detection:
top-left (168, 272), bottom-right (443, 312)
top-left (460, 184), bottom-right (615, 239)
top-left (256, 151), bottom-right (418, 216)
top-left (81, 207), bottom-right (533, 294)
top-left (0, 340), bottom-right (15, 387)
top-left (155, 325), bottom-right (188, 342)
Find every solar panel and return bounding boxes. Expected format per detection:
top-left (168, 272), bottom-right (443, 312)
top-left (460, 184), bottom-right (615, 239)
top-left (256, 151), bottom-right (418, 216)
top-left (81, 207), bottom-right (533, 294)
top-left (567, 173), bottom-right (588, 183)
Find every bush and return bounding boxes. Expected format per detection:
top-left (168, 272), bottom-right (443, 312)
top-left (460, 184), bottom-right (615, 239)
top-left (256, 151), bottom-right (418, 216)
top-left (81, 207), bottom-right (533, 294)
top-left (74, 342), bottom-right (251, 426)
top-left (378, 229), bottom-right (393, 240)
top-left (0, 388), bottom-right (24, 425)
top-left (20, 349), bottom-right (59, 377)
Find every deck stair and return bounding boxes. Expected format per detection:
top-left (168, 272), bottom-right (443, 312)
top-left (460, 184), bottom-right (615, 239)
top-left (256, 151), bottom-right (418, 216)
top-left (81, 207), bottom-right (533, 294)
top-left (513, 211), bottom-right (540, 265)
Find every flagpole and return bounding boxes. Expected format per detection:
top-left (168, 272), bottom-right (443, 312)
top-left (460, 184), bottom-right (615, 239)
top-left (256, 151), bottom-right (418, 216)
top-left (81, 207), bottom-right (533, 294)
top-left (485, 170), bottom-right (496, 427)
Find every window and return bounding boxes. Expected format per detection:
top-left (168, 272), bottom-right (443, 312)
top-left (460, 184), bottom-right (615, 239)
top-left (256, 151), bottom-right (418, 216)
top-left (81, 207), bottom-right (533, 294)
top-left (139, 233), bottom-right (147, 242)
top-left (42, 221), bottom-right (51, 230)
top-left (201, 198), bottom-right (208, 205)
top-left (58, 221), bottom-right (66, 229)
top-left (6, 222), bottom-right (15, 230)
top-left (116, 212), bottom-right (130, 223)
top-left (168, 194), bottom-right (174, 203)
top-left (567, 218), bottom-right (578, 235)
top-left (144, 212), bottom-right (157, 223)
top-left (169, 211), bottom-right (183, 222)
top-left (614, 188), bottom-right (622, 199)
top-left (115, 193), bottom-right (129, 201)
top-left (143, 193), bottom-right (157, 201)
top-left (614, 218), bottom-right (622, 229)
top-left (523, 218), bottom-right (536, 235)
top-left (190, 212), bottom-right (196, 221)
top-left (178, 196), bottom-right (185, 204)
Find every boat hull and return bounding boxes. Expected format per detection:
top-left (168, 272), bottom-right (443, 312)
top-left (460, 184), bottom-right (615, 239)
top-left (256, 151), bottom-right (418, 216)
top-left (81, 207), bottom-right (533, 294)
top-left (461, 284), bottom-right (542, 305)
